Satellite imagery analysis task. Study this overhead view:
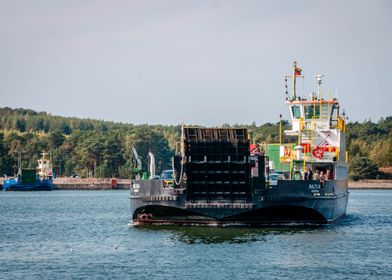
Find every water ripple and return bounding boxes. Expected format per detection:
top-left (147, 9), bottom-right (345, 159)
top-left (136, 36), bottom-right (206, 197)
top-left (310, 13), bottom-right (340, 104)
top-left (0, 189), bottom-right (391, 279)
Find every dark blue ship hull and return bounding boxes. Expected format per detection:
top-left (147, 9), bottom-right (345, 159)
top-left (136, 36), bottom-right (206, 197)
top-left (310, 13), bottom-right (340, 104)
top-left (3, 180), bottom-right (56, 191)
top-left (130, 179), bottom-right (349, 226)
top-left (130, 127), bottom-right (349, 226)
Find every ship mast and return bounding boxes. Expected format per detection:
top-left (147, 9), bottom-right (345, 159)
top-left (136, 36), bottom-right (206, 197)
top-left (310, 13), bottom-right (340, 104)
top-left (293, 61), bottom-right (297, 100)
top-left (17, 149), bottom-right (24, 175)
top-left (285, 61), bottom-right (304, 100)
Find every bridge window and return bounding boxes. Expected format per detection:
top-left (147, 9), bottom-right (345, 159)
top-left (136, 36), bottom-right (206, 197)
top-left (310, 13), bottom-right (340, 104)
top-left (331, 105), bottom-right (338, 120)
top-left (304, 105), bottom-right (320, 119)
top-left (291, 106), bottom-right (301, 119)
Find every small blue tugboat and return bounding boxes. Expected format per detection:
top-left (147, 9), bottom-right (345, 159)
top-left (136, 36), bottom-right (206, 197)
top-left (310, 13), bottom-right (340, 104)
top-left (3, 151), bottom-right (57, 191)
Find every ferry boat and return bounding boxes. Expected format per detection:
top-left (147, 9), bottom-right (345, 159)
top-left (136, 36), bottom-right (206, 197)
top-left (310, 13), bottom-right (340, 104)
top-left (3, 151), bottom-right (57, 191)
top-left (129, 62), bottom-right (349, 226)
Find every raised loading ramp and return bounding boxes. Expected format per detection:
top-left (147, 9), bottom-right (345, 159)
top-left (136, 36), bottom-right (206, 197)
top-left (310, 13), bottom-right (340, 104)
top-left (182, 127), bottom-right (251, 201)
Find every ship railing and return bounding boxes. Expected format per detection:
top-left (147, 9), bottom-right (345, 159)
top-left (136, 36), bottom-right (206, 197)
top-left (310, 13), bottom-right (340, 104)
top-left (303, 117), bottom-right (345, 132)
top-left (280, 145), bottom-right (340, 162)
top-left (301, 119), bottom-right (337, 131)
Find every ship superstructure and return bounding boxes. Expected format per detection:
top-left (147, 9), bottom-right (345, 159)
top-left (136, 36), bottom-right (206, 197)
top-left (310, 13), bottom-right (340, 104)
top-left (276, 61), bottom-right (348, 185)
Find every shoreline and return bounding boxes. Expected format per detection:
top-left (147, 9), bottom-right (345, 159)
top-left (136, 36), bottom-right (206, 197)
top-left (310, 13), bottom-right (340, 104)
top-left (2, 177), bottom-right (392, 190)
top-left (348, 179), bottom-right (392, 189)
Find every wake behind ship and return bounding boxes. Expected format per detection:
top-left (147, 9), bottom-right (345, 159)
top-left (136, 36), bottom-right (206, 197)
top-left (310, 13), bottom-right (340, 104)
top-left (130, 62), bottom-right (349, 226)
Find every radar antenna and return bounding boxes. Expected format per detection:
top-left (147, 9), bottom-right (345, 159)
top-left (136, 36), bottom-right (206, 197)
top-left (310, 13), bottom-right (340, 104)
top-left (315, 74), bottom-right (324, 99)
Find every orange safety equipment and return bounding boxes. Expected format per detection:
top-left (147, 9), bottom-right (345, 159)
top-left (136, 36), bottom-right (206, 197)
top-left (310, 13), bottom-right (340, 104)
top-left (284, 146), bottom-right (291, 157)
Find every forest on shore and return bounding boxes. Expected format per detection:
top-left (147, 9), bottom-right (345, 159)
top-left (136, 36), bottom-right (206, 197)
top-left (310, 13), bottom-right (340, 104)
top-left (0, 107), bottom-right (391, 180)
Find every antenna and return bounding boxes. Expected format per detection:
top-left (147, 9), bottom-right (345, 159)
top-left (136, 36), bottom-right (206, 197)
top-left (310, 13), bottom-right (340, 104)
top-left (285, 78), bottom-right (289, 100)
top-left (315, 74), bottom-right (324, 99)
top-left (293, 61), bottom-right (298, 100)
top-left (342, 109), bottom-right (349, 121)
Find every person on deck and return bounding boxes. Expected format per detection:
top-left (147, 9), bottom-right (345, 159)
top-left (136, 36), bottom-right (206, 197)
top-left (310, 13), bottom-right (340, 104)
top-left (303, 167), bottom-right (313, 180)
top-left (293, 167), bottom-right (301, 180)
top-left (319, 171), bottom-right (326, 184)
top-left (313, 170), bottom-right (320, 180)
top-left (325, 169), bottom-right (331, 181)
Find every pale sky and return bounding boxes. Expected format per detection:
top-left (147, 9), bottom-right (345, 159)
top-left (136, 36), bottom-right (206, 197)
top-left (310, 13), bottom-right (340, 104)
top-left (0, 0), bottom-right (391, 125)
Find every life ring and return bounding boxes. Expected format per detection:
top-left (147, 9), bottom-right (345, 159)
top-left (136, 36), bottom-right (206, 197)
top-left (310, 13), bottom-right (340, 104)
top-left (312, 146), bottom-right (324, 159)
top-left (284, 146), bottom-right (291, 157)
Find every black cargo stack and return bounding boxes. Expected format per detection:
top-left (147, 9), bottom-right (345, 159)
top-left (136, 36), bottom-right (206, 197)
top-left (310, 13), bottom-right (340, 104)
top-left (183, 127), bottom-right (251, 201)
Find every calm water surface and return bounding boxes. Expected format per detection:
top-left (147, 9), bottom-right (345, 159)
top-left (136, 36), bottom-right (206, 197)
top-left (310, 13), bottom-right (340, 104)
top-left (0, 189), bottom-right (391, 279)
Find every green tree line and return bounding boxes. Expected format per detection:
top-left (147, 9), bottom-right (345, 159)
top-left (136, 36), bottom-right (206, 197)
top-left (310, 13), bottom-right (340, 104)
top-left (0, 107), bottom-right (391, 179)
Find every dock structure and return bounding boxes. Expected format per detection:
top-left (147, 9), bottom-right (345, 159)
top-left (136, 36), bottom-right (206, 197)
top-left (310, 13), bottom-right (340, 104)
top-left (53, 178), bottom-right (130, 190)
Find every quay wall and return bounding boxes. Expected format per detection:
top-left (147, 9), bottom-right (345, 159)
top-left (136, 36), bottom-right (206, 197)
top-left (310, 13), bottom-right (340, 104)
top-left (348, 179), bottom-right (392, 189)
top-left (53, 178), bottom-right (131, 190)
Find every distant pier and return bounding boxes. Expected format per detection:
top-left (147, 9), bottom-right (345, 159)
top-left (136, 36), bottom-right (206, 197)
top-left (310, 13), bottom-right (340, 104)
top-left (53, 178), bottom-right (130, 190)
